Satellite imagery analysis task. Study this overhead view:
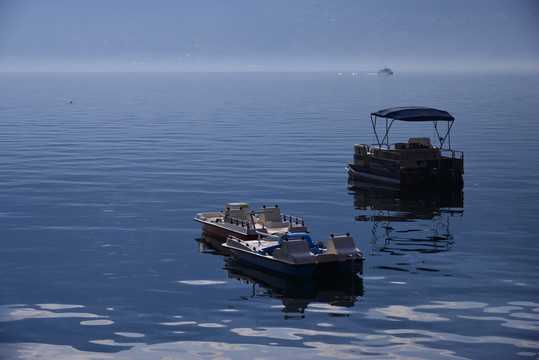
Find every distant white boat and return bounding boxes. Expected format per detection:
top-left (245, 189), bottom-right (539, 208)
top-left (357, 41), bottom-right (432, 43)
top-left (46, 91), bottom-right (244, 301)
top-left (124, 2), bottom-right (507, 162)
top-left (377, 66), bottom-right (394, 75)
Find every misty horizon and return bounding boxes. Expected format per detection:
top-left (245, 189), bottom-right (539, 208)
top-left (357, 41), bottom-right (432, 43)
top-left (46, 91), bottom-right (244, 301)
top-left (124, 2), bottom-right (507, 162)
top-left (1, 0), bottom-right (538, 72)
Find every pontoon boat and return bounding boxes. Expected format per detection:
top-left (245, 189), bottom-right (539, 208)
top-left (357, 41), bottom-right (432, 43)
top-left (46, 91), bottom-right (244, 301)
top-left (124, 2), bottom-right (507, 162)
top-left (346, 107), bottom-right (464, 187)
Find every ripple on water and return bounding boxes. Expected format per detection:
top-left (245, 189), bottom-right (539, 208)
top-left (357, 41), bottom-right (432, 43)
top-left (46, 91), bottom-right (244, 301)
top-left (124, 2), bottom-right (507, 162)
top-left (80, 319), bottom-right (114, 326)
top-left (115, 332), bottom-right (145, 338)
top-left (0, 304), bottom-right (104, 322)
top-left (178, 280), bottom-right (227, 286)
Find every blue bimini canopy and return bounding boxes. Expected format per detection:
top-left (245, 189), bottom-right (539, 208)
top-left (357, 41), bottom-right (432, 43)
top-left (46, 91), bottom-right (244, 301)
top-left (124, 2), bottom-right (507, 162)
top-left (372, 107), bottom-right (454, 122)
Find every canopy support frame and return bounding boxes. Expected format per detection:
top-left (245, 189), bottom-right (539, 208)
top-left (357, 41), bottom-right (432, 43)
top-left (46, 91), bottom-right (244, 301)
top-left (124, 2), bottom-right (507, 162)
top-left (370, 114), bottom-right (455, 150)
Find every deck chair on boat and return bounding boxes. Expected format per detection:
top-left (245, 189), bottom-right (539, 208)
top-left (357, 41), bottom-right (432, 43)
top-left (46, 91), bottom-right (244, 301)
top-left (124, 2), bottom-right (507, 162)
top-left (273, 239), bottom-right (315, 264)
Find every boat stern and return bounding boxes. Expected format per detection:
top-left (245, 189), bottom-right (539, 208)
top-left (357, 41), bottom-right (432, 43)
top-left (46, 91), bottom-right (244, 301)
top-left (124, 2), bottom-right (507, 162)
top-left (316, 233), bottom-right (365, 275)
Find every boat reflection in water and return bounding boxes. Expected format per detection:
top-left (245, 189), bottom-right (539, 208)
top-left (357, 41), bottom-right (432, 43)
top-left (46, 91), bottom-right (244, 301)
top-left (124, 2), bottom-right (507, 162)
top-left (225, 258), bottom-right (363, 317)
top-left (196, 232), bottom-right (231, 256)
top-left (196, 233), bottom-right (364, 317)
top-left (349, 180), bottom-right (463, 257)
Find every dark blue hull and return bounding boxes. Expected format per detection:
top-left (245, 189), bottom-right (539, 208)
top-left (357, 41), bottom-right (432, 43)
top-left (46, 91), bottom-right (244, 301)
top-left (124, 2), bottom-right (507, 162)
top-left (316, 259), bottom-right (363, 276)
top-left (229, 249), bottom-right (363, 279)
top-left (229, 249), bottom-right (317, 279)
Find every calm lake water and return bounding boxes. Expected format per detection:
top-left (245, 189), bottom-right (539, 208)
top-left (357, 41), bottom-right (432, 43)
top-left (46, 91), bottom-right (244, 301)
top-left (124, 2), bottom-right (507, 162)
top-left (1, 71), bottom-right (538, 359)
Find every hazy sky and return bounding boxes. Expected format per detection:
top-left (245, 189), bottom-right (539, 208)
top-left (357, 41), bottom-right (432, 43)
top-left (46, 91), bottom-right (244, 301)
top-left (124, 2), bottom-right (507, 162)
top-left (1, 0), bottom-right (538, 71)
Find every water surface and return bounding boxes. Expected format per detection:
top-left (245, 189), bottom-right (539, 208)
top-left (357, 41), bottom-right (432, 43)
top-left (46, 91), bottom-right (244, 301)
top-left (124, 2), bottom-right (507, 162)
top-left (1, 72), bottom-right (538, 359)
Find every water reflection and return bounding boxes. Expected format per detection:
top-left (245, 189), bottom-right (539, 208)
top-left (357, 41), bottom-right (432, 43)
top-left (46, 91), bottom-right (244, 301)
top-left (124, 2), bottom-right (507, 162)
top-left (226, 258), bottom-right (363, 317)
top-left (3, 299), bottom-right (538, 360)
top-left (196, 232), bottom-right (231, 256)
top-left (349, 181), bottom-right (463, 256)
top-left (196, 234), bottom-right (364, 317)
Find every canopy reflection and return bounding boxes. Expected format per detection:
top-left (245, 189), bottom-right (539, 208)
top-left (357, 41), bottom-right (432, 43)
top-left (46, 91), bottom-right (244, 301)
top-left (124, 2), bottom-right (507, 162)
top-left (349, 180), bottom-right (463, 256)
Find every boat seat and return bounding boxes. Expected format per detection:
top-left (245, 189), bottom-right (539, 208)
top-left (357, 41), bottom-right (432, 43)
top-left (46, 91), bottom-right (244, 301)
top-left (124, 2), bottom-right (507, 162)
top-left (223, 203), bottom-right (251, 218)
top-left (258, 206), bottom-right (287, 228)
top-left (407, 137), bottom-right (432, 149)
top-left (273, 240), bottom-right (315, 264)
top-left (225, 209), bottom-right (251, 221)
top-left (395, 142), bottom-right (407, 150)
top-left (326, 235), bottom-right (360, 258)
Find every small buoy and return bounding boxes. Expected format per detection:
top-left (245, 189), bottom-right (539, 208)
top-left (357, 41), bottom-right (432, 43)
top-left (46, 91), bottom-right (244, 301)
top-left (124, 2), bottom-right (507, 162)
top-left (70, 101), bottom-right (72, 104)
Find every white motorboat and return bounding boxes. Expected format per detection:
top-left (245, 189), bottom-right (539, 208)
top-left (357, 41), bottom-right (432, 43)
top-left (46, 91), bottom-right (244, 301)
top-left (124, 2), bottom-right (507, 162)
top-left (223, 232), bottom-right (364, 279)
top-left (194, 203), bottom-right (308, 240)
top-left (377, 66), bottom-right (394, 75)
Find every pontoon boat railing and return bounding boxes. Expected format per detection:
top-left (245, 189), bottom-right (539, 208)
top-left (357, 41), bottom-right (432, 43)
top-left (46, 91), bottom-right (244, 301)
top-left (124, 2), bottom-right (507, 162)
top-left (223, 215), bottom-right (253, 229)
top-left (364, 143), bottom-right (463, 158)
top-left (223, 212), bottom-right (305, 228)
top-left (440, 148), bottom-right (464, 160)
top-left (281, 213), bottom-right (305, 226)
top-left (222, 214), bottom-right (306, 229)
